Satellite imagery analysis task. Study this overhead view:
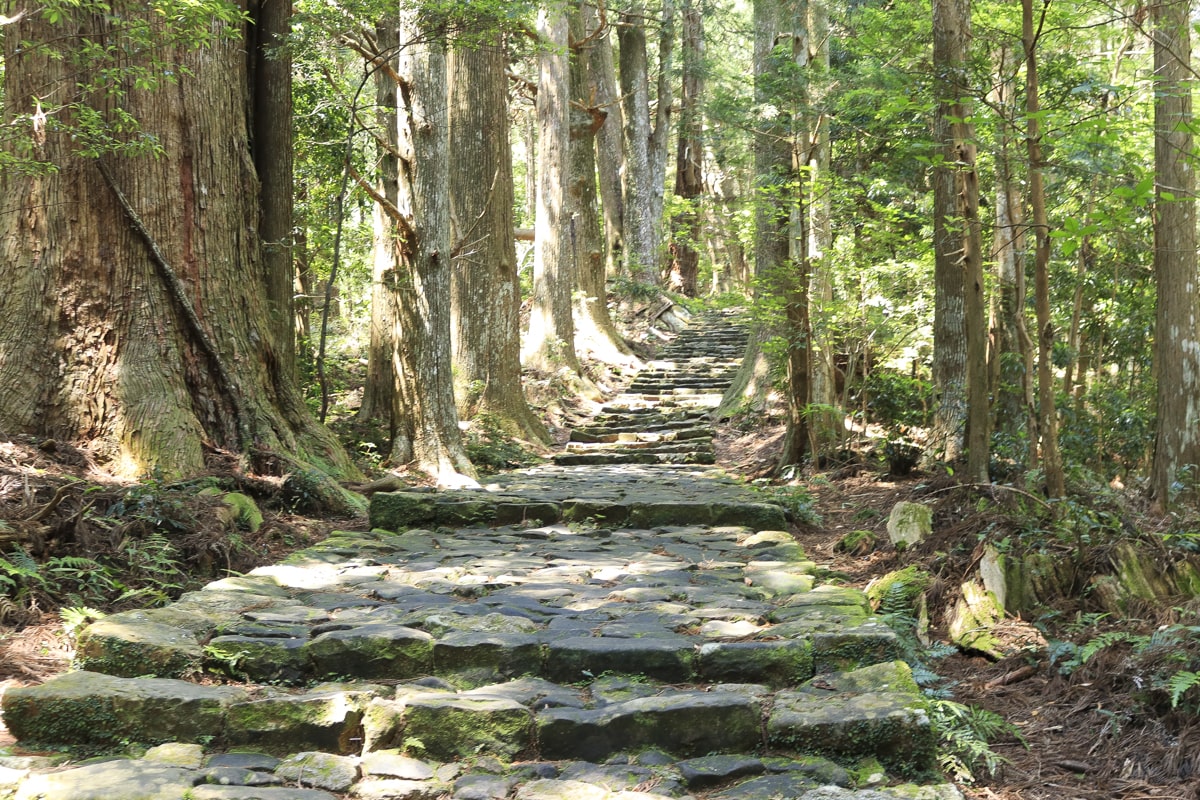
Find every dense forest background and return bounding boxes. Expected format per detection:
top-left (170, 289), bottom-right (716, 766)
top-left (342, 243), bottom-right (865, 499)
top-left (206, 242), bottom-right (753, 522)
top-left (5, 0), bottom-right (1200, 795)
top-left (1, 0), bottom-right (1195, 497)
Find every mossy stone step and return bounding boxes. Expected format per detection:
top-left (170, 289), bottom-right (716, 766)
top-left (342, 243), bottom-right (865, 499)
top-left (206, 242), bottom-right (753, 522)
top-left (4, 664), bottom-right (933, 775)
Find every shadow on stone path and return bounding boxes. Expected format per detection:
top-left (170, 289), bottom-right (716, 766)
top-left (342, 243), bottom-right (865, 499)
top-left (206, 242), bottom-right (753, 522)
top-left (0, 312), bottom-right (962, 800)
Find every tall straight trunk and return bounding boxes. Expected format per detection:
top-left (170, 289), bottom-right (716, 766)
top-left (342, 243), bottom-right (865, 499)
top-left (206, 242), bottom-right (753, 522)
top-left (798, 0), bottom-right (840, 457)
top-left (1149, 0), bottom-right (1200, 511)
top-left (0, 6), bottom-right (356, 482)
top-left (249, 0), bottom-right (296, 383)
top-left (571, 1), bottom-right (636, 364)
top-left (384, 10), bottom-right (475, 484)
top-left (668, 0), bottom-right (704, 297)
top-left (717, 0), bottom-right (789, 423)
top-left (360, 23), bottom-right (400, 443)
top-left (929, 0), bottom-right (988, 481)
top-left (590, 19), bottom-right (625, 277)
top-left (617, 0), bottom-right (674, 286)
top-left (1023, 0), bottom-right (1065, 498)
top-left (524, 6), bottom-right (581, 373)
top-left (989, 44), bottom-right (1034, 462)
top-left (449, 37), bottom-right (550, 444)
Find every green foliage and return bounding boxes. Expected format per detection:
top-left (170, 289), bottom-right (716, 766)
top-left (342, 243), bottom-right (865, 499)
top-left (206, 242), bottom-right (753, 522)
top-left (9, 0), bottom-right (248, 168)
top-left (856, 370), bottom-right (932, 429)
top-left (464, 413), bottom-right (539, 475)
top-left (756, 484), bottom-right (822, 526)
top-left (926, 698), bottom-right (1024, 784)
top-left (1044, 617), bottom-right (1200, 715)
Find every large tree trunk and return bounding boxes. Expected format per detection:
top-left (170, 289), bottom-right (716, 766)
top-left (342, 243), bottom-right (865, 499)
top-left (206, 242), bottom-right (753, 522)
top-left (1149, 0), bottom-right (1200, 511)
top-left (1023, 0), bottom-right (1065, 497)
top-left (360, 23), bottom-right (401, 449)
top-left (0, 6), bottom-right (356, 482)
top-left (570, 2), bottom-right (637, 365)
top-left (668, 0), bottom-right (704, 298)
top-left (589, 19), bottom-right (625, 278)
top-left (249, 0), bottom-right (296, 383)
top-left (384, 10), bottom-right (475, 484)
top-left (617, 0), bottom-right (673, 287)
top-left (449, 37), bottom-right (551, 445)
top-left (718, 0), bottom-right (790, 423)
top-left (928, 0), bottom-right (988, 482)
top-left (524, 6), bottom-right (581, 373)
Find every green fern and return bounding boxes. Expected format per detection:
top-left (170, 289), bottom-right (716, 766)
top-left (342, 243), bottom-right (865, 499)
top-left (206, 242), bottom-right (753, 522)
top-left (1168, 670), bottom-right (1200, 708)
top-left (1079, 630), bottom-right (1145, 664)
top-left (927, 699), bottom-right (1026, 783)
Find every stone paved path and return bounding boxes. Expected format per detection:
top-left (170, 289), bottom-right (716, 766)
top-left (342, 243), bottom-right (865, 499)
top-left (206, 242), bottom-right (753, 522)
top-left (0, 312), bottom-right (961, 800)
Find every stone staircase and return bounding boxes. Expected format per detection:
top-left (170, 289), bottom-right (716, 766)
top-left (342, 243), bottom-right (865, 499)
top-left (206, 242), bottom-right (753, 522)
top-left (554, 310), bottom-right (747, 467)
top-left (0, 312), bottom-right (961, 800)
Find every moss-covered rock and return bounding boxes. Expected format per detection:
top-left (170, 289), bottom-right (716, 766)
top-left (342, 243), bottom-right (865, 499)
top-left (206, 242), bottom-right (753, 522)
top-left (75, 613), bottom-right (203, 678)
top-left (304, 624), bottom-right (434, 680)
top-left (948, 581), bottom-right (1005, 658)
top-left (835, 529), bottom-right (877, 557)
top-left (2, 671), bottom-right (245, 748)
top-left (225, 685), bottom-right (379, 754)
top-left (886, 502), bottom-right (931, 549)
top-left (369, 492), bottom-right (440, 530)
top-left (402, 694), bottom-right (533, 760)
top-left (865, 566), bottom-right (932, 614)
top-left (767, 688), bottom-right (935, 776)
top-left (698, 640), bottom-right (814, 687)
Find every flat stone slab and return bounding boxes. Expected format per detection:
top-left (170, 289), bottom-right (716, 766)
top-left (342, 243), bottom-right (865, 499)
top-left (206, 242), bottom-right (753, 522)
top-left (536, 690), bottom-right (762, 761)
top-left (2, 671), bottom-right (247, 748)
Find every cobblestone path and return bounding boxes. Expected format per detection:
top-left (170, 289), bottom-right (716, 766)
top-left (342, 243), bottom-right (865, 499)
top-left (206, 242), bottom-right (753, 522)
top-left (0, 312), bottom-right (961, 800)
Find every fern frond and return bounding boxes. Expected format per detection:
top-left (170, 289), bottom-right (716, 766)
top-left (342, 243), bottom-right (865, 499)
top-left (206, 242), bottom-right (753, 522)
top-left (1079, 630), bottom-right (1143, 663)
top-left (1168, 670), bottom-right (1200, 708)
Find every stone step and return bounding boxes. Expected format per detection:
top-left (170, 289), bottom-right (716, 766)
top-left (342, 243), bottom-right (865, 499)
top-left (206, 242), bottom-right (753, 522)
top-left (552, 450), bottom-right (716, 466)
top-left (5, 663), bottom-right (934, 776)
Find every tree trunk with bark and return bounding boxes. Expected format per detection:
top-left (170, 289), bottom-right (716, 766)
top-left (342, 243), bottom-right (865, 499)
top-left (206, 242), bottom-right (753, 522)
top-left (0, 6), bottom-right (357, 483)
top-left (249, 0), bottom-right (296, 383)
top-left (1149, 0), bottom-right (1200, 511)
top-left (988, 43), bottom-right (1034, 465)
top-left (570, 2), bottom-right (637, 365)
top-left (382, 11), bottom-right (476, 484)
top-left (668, 0), bottom-right (704, 298)
top-left (589, 17), bottom-right (625, 278)
top-left (1023, 0), bottom-right (1065, 497)
top-left (617, 0), bottom-right (674, 287)
top-left (929, 0), bottom-right (988, 482)
top-left (524, 6), bottom-right (581, 373)
top-left (449, 37), bottom-right (551, 444)
top-left (718, 0), bottom-right (790, 424)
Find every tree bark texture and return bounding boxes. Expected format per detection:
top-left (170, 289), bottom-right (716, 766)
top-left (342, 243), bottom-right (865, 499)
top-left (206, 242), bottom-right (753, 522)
top-left (1149, 0), bottom-right (1200, 510)
top-left (668, 0), bottom-right (704, 297)
top-left (385, 11), bottom-right (474, 482)
top-left (0, 6), bottom-right (355, 480)
top-left (360, 23), bottom-right (401, 447)
top-left (929, 0), bottom-right (988, 481)
top-left (249, 0), bottom-right (296, 383)
top-left (525, 6), bottom-right (581, 373)
top-left (588, 15), bottom-right (626, 278)
top-left (1023, 0), bottom-right (1065, 497)
top-left (448, 38), bottom-right (550, 444)
top-left (570, 3), bottom-right (636, 364)
top-left (617, 0), bottom-right (673, 286)
top-left (988, 43), bottom-right (1034, 461)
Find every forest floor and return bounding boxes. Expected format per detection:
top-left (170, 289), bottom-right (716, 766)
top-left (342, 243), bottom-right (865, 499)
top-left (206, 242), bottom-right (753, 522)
top-left (0, 419), bottom-right (1197, 799)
